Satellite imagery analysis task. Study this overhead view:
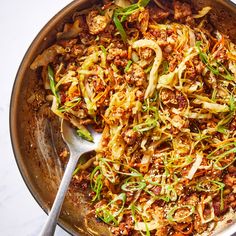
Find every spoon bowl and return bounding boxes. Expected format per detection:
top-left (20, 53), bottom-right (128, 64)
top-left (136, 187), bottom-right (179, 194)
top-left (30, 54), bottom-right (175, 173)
top-left (40, 119), bottom-right (101, 236)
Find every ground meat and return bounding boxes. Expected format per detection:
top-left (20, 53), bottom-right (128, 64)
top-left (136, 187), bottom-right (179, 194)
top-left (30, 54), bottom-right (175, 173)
top-left (164, 44), bottom-right (173, 53)
top-left (228, 165), bottom-right (236, 173)
top-left (213, 196), bottom-right (229, 216)
top-left (185, 194), bottom-right (199, 206)
top-left (107, 47), bottom-right (128, 67)
top-left (127, 9), bottom-right (140, 22)
top-left (148, 5), bottom-right (169, 22)
top-left (107, 48), bottom-right (128, 61)
top-left (123, 129), bottom-right (139, 145)
top-left (215, 48), bottom-right (228, 63)
top-left (173, 0), bottom-right (192, 20)
top-left (136, 90), bottom-right (144, 101)
top-left (160, 88), bottom-right (177, 106)
top-left (176, 91), bottom-right (187, 109)
top-left (138, 9), bottom-right (149, 33)
top-left (171, 115), bottom-right (188, 129)
top-left (152, 186), bottom-right (162, 195)
top-left (224, 174), bottom-right (236, 187)
top-left (155, 226), bottom-right (168, 236)
top-left (195, 61), bottom-right (205, 74)
top-left (230, 116), bottom-right (236, 131)
top-left (125, 63), bottom-right (147, 87)
top-left (194, 213), bottom-right (207, 234)
top-left (139, 47), bottom-right (154, 61)
top-left (86, 10), bottom-right (109, 35)
top-left (167, 51), bottom-right (183, 71)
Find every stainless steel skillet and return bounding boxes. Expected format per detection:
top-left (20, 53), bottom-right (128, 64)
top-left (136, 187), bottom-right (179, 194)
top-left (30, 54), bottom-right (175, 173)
top-left (10, 0), bottom-right (236, 235)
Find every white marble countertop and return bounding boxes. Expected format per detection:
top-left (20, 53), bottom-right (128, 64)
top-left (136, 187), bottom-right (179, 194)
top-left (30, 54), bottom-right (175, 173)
top-left (1, 0), bottom-right (236, 236)
top-left (0, 1), bottom-right (71, 235)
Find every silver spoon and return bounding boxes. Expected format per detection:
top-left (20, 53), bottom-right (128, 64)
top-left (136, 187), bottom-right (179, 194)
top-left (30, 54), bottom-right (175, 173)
top-left (40, 119), bottom-right (101, 236)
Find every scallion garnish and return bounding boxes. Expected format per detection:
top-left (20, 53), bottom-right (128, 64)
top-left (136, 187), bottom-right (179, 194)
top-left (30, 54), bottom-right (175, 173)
top-left (167, 205), bottom-right (195, 222)
top-left (96, 193), bottom-right (126, 225)
top-left (121, 179), bottom-right (146, 192)
top-left (196, 41), bottom-right (234, 80)
top-left (48, 65), bottom-right (60, 104)
top-left (113, 0), bottom-right (151, 43)
top-left (124, 60), bottom-right (133, 72)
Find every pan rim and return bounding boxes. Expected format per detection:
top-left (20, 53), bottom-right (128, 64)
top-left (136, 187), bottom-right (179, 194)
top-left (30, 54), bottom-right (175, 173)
top-left (9, 0), bottom-right (236, 235)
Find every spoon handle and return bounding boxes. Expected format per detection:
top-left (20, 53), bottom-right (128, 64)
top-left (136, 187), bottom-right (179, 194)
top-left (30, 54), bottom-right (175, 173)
top-left (40, 152), bottom-right (79, 236)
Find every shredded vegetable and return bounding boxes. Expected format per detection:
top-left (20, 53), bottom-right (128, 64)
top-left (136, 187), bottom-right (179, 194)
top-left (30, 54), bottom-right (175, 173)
top-left (31, 0), bottom-right (236, 235)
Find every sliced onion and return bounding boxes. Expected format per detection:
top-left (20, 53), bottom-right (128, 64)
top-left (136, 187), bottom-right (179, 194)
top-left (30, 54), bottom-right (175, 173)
top-left (187, 152), bottom-right (203, 180)
top-left (193, 7), bottom-right (212, 19)
top-left (133, 39), bottom-right (163, 99)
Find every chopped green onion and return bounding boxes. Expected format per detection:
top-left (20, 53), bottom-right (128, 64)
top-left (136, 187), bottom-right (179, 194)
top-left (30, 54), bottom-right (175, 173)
top-left (217, 125), bottom-right (228, 134)
top-left (207, 142), bottom-right (236, 160)
top-left (144, 63), bottom-right (153, 74)
top-left (99, 45), bottom-right (107, 56)
top-left (58, 97), bottom-right (81, 112)
top-left (196, 41), bottom-right (234, 80)
top-left (213, 148), bottom-right (236, 170)
top-left (166, 155), bottom-right (193, 169)
top-left (96, 193), bottom-right (126, 225)
top-left (229, 95), bottom-right (236, 112)
top-left (48, 65), bottom-right (60, 104)
top-left (100, 158), bottom-right (117, 183)
top-left (113, 0), bottom-right (151, 42)
top-left (161, 60), bottom-right (169, 75)
top-left (196, 180), bottom-right (225, 192)
top-left (124, 60), bottom-right (133, 72)
top-left (133, 117), bottom-right (159, 132)
top-left (220, 187), bottom-right (224, 211)
top-left (98, 157), bottom-right (143, 177)
top-left (216, 113), bottom-right (234, 132)
top-left (113, 12), bottom-right (127, 43)
top-left (90, 166), bottom-right (103, 201)
top-left (121, 179), bottom-right (146, 192)
top-left (117, 0), bottom-right (151, 22)
top-left (77, 127), bottom-right (94, 142)
top-left (167, 205), bottom-right (195, 222)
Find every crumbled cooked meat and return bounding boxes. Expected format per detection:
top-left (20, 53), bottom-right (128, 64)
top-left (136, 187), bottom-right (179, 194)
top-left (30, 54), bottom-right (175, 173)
top-left (228, 165), bottom-right (236, 173)
top-left (186, 194), bottom-right (199, 206)
top-left (152, 186), bottom-right (162, 195)
top-left (173, 0), bottom-right (192, 20)
top-left (123, 129), bottom-right (139, 145)
top-left (164, 44), bottom-right (173, 53)
top-left (125, 63), bottom-right (147, 87)
top-left (86, 10), bottom-right (109, 35)
top-left (160, 88), bottom-right (177, 106)
top-left (136, 90), bottom-right (144, 101)
top-left (213, 196), bottom-right (229, 216)
top-left (139, 47), bottom-right (154, 61)
top-left (106, 47), bottom-right (128, 67)
top-left (194, 213), bottom-right (208, 233)
top-left (127, 9), bottom-right (140, 22)
top-left (171, 115), bottom-right (188, 129)
top-left (155, 226), bottom-right (168, 236)
top-left (148, 5), bottom-right (169, 22)
top-left (138, 9), bottom-right (149, 33)
top-left (230, 116), bottom-right (236, 131)
top-left (107, 48), bottom-right (128, 61)
top-left (224, 174), bottom-right (236, 187)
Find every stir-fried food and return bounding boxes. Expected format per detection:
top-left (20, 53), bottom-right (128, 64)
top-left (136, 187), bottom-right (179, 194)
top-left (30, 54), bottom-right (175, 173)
top-left (31, 0), bottom-right (236, 235)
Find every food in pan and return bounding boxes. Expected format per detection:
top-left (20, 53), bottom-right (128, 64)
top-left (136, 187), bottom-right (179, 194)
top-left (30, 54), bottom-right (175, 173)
top-left (31, 0), bottom-right (236, 235)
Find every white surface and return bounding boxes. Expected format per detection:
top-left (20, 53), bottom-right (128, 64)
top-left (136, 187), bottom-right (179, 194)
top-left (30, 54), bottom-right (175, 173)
top-left (1, 0), bottom-right (236, 236)
top-left (0, 1), bottom-right (71, 235)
